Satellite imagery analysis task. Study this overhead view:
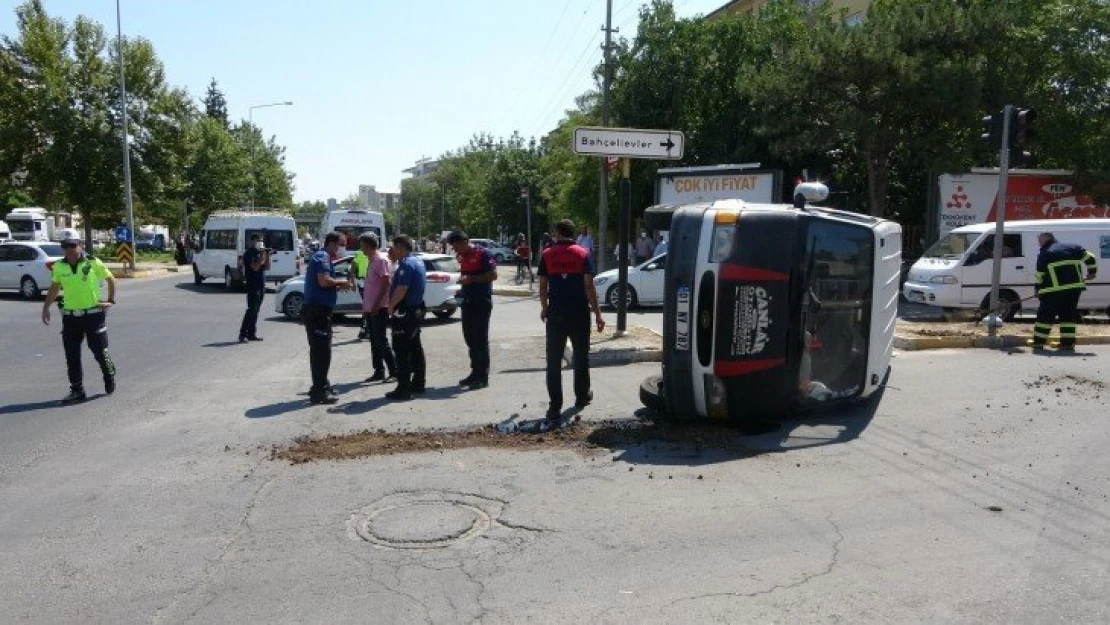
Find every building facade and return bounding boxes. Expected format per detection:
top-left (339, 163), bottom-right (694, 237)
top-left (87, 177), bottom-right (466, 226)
top-left (357, 185), bottom-right (399, 213)
top-left (709, 0), bottom-right (871, 24)
top-left (402, 157), bottom-right (440, 180)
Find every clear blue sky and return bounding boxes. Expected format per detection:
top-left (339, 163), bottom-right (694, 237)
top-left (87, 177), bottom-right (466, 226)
top-left (2, 0), bottom-right (725, 202)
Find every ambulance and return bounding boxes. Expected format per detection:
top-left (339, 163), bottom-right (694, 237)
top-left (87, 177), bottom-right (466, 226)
top-left (639, 183), bottom-right (902, 424)
top-left (320, 209), bottom-right (385, 252)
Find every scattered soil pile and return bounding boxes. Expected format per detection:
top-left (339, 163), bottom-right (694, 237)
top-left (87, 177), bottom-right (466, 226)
top-left (1024, 374), bottom-right (1106, 398)
top-left (271, 416), bottom-right (757, 464)
top-left (896, 318), bottom-right (1110, 339)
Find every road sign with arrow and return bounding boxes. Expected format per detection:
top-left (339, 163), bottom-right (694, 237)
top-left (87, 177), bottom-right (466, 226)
top-left (573, 126), bottom-right (685, 160)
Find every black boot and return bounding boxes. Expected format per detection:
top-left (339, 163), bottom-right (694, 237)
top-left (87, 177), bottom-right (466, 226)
top-left (62, 388), bottom-right (87, 404)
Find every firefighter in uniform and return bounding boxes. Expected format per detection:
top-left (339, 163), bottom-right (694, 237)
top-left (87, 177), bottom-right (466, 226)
top-left (446, 230), bottom-right (497, 389)
top-left (538, 219), bottom-right (605, 422)
top-left (41, 236), bottom-right (117, 403)
top-left (1032, 231), bottom-right (1098, 351)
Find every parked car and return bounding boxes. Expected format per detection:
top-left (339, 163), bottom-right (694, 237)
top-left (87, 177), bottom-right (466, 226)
top-left (470, 238), bottom-right (515, 263)
top-left (274, 253), bottom-right (461, 321)
top-left (0, 241), bottom-right (65, 299)
top-left (593, 253), bottom-right (667, 308)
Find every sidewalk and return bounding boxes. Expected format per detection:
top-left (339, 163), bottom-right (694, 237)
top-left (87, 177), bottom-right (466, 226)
top-left (492, 265), bottom-right (538, 297)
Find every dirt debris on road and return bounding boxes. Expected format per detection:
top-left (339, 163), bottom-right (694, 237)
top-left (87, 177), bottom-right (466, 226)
top-left (270, 416), bottom-right (763, 464)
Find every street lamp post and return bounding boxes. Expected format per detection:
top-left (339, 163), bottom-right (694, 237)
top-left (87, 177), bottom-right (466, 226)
top-left (115, 0), bottom-right (136, 273)
top-left (247, 101), bottom-right (293, 208)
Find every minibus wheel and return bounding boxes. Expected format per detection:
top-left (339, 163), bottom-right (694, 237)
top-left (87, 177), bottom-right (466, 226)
top-left (639, 375), bottom-right (666, 414)
top-left (980, 290), bottom-right (1020, 322)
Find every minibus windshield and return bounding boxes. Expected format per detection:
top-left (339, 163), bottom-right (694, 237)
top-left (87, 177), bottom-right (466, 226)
top-left (923, 232), bottom-right (975, 259)
top-left (797, 220), bottom-right (873, 404)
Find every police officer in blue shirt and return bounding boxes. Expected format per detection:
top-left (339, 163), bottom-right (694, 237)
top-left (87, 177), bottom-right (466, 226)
top-left (385, 235), bottom-right (426, 400)
top-left (302, 232), bottom-right (353, 404)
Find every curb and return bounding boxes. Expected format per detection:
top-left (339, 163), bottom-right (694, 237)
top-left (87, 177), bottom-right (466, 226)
top-left (894, 334), bottom-right (1110, 351)
top-left (108, 266), bottom-right (181, 279)
top-left (492, 286), bottom-right (535, 297)
top-left (591, 347), bottom-right (663, 365)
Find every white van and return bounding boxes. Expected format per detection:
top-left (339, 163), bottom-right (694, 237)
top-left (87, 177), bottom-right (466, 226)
top-left (320, 209), bottom-right (384, 252)
top-left (193, 210), bottom-right (300, 288)
top-left (903, 219), bottom-right (1110, 318)
top-left (0, 220), bottom-right (11, 241)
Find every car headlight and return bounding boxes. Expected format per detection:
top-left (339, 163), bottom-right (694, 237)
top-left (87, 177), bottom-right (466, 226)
top-left (595, 276), bottom-right (610, 286)
top-left (704, 375), bottom-right (728, 419)
top-left (929, 275), bottom-right (958, 284)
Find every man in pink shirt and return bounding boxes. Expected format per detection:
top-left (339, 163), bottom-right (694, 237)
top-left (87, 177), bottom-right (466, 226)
top-left (358, 233), bottom-right (396, 382)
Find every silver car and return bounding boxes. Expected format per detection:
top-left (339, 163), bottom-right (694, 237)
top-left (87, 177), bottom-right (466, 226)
top-left (0, 241), bottom-right (65, 299)
top-left (274, 253), bottom-right (461, 321)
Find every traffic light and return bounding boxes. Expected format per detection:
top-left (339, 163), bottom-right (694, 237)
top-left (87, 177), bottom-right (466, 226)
top-left (1009, 108), bottom-right (1035, 167)
top-left (982, 111), bottom-right (1004, 149)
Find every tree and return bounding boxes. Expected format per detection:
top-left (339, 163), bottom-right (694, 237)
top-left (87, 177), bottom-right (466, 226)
top-left (203, 77), bottom-right (228, 127)
top-left (230, 121), bottom-right (294, 209)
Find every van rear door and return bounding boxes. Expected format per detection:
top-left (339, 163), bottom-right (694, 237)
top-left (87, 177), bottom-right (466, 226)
top-left (246, 226), bottom-right (297, 280)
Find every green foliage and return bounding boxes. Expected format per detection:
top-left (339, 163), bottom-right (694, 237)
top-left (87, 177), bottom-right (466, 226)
top-left (0, 0), bottom-right (295, 235)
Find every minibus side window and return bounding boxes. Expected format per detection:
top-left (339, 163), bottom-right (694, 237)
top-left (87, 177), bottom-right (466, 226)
top-left (798, 221), bottom-right (873, 403)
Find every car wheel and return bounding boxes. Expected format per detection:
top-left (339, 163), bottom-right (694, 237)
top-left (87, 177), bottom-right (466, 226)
top-left (639, 375), bottom-right (667, 415)
top-left (606, 284), bottom-right (638, 309)
top-left (433, 309), bottom-right (454, 319)
top-left (282, 292), bottom-right (304, 320)
top-left (193, 263), bottom-right (203, 285)
top-left (980, 290), bottom-right (1020, 322)
top-left (20, 276), bottom-right (39, 300)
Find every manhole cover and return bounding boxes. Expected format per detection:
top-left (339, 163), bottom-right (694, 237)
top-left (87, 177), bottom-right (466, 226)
top-left (348, 490), bottom-right (505, 549)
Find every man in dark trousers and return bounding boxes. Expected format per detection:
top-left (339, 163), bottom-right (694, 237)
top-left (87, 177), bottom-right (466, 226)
top-left (446, 230), bottom-right (497, 389)
top-left (1032, 231), bottom-right (1098, 351)
top-left (41, 237), bottom-right (117, 403)
top-left (302, 232), bottom-right (353, 404)
top-left (538, 219), bottom-right (606, 422)
top-left (386, 235), bottom-right (427, 400)
top-left (357, 232), bottom-right (396, 382)
top-left (239, 232), bottom-right (271, 343)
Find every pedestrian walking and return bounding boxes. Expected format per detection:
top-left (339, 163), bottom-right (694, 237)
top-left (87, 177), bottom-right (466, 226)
top-left (385, 235), bottom-right (427, 400)
top-left (538, 219), bottom-right (605, 422)
top-left (238, 233), bottom-right (271, 343)
top-left (635, 231), bottom-right (654, 265)
top-left (41, 236), bottom-right (117, 403)
top-left (302, 232), bottom-right (354, 404)
top-left (1032, 231), bottom-right (1098, 351)
top-left (446, 230), bottom-right (497, 389)
top-left (357, 233), bottom-right (396, 383)
top-left (576, 226), bottom-right (594, 261)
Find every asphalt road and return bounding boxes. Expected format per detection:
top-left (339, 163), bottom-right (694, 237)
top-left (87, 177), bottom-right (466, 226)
top-left (1, 274), bottom-right (1108, 623)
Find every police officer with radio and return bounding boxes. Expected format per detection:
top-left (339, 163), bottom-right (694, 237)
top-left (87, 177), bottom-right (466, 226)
top-left (1032, 231), bottom-right (1098, 351)
top-left (303, 232), bottom-right (354, 404)
top-left (538, 219), bottom-right (605, 422)
top-left (41, 236), bottom-right (117, 403)
top-left (238, 232), bottom-right (270, 343)
top-left (446, 230), bottom-right (497, 389)
top-left (385, 235), bottom-right (426, 400)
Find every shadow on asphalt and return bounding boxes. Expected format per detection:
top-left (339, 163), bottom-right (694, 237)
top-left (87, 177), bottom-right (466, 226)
top-left (203, 341), bottom-right (244, 348)
top-left (174, 282), bottom-right (279, 295)
top-left (0, 394), bottom-right (106, 415)
top-left (328, 385), bottom-right (464, 415)
top-left (592, 386), bottom-right (884, 467)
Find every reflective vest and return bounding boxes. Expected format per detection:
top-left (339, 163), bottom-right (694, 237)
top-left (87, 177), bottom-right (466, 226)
top-left (52, 255), bottom-right (111, 309)
top-left (352, 251), bottom-right (369, 279)
top-left (1035, 241), bottom-right (1097, 294)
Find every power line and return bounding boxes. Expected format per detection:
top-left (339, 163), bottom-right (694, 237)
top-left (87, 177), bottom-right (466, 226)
top-left (524, 29), bottom-right (602, 137)
top-left (501, 0), bottom-right (596, 133)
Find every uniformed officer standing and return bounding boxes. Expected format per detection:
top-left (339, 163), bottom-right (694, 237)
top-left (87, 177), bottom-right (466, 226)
top-left (351, 244), bottom-right (370, 340)
top-left (238, 232), bottom-right (270, 343)
top-left (385, 235), bottom-right (426, 400)
top-left (538, 219), bottom-right (605, 422)
top-left (41, 236), bottom-right (117, 403)
top-left (302, 232), bottom-right (354, 404)
top-left (1032, 231), bottom-right (1098, 351)
top-left (446, 230), bottom-right (497, 389)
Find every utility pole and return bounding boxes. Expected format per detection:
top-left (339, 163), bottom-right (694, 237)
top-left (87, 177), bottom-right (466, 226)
top-left (985, 105), bottom-right (1014, 339)
top-left (115, 0), bottom-right (136, 274)
top-left (598, 0), bottom-right (616, 272)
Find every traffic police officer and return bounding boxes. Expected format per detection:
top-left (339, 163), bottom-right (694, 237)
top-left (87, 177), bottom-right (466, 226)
top-left (538, 219), bottom-right (605, 422)
top-left (41, 236), bottom-right (117, 403)
top-left (386, 235), bottom-right (427, 400)
top-left (446, 230), bottom-right (497, 389)
top-left (303, 232), bottom-right (353, 404)
top-left (1032, 231), bottom-right (1098, 351)
top-left (352, 243), bottom-right (371, 340)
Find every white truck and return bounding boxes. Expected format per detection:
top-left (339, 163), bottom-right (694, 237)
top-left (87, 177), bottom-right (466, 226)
top-left (0, 220), bottom-right (11, 241)
top-left (320, 209), bottom-right (385, 252)
top-left (5, 207), bottom-right (55, 242)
